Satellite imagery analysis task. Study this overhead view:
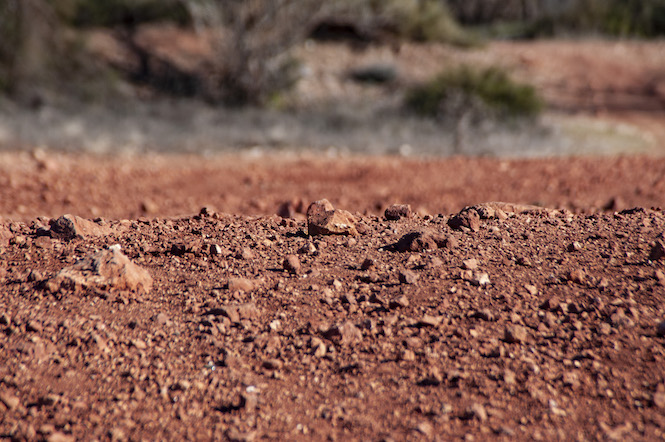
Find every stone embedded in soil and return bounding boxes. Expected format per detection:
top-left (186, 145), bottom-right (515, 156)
top-left (307, 199), bottom-right (358, 236)
top-left (650, 240), bottom-right (665, 261)
top-left (653, 392), bottom-right (665, 408)
top-left (0, 224), bottom-right (12, 246)
top-left (568, 268), bottom-right (587, 285)
top-left (46, 246), bottom-right (152, 295)
top-left (0, 391), bottom-right (20, 410)
top-left (391, 230), bottom-right (456, 252)
top-left (399, 269), bottom-right (419, 284)
top-left (504, 324), bottom-right (528, 343)
top-left (657, 320), bottom-right (665, 337)
top-left (228, 277), bottom-right (255, 292)
top-left (462, 270), bottom-right (490, 286)
top-left (283, 255), bottom-right (301, 274)
top-left (389, 295), bottom-right (410, 309)
top-left (384, 204), bottom-right (412, 220)
top-left (48, 214), bottom-right (110, 240)
top-left (203, 303), bottom-right (259, 324)
top-left (462, 258), bottom-right (479, 270)
top-left (323, 321), bottom-right (363, 345)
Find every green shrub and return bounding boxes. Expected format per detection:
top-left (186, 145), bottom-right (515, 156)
top-left (406, 65), bottom-right (543, 119)
top-left (384, 0), bottom-right (479, 46)
top-left (522, 0), bottom-right (665, 38)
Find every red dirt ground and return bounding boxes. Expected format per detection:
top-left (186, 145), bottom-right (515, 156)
top-left (2, 152), bottom-right (665, 441)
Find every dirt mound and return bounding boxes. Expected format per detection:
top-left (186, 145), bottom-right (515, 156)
top-left (2, 198), bottom-right (665, 440)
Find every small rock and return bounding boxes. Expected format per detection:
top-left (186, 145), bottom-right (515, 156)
top-left (503, 369), bottom-right (516, 385)
top-left (448, 208), bottom-right (481, 232)
top-left (385, 204), bottom-right (412, 220)
top-left (462, 270), bottom-right (490, 286)
top-left (504, 324), bottom-right (528, 343)
top-left (306, 199), bottom-right (335, 218)
top-left (562, 371), bottom-right (580, 389)
top-left (283, 255), bottom-right (301, 274)
top-left (47, 246), bottom-right (152, 295)
top-left (567, 241), bottom-right (583, 252)
top-left (399, 269), bottom-right (419, 284)
top-left (323, 321), bottom-right (363, 346)
top-left (0, 391), bottom-right (20, 410)
top-left (47, 432), bottom-right (75, 442)
top-left (228, 278), bottom-right (255, 292)
top-left (298, 242), bottom-right (317, 255)
top-left (360, 258), bottom-right (375, 270)
top-left (418, 315), bottom-right (441, 327)
top-left (311, 337), bottom-right (327, 357)
top-left (307, 199), bottom-right (358, 236)
top-left (0, 313), bottom-right (10, 326)
top-left (400, 349), bottom-right (416, 361)
top-left (48, 214), bottom-right (110, 240)
top-left (650, 240), bottom-right (665, 261)
top-left (416, 421), bottom-right (433, 437)
top-left (656, 320), bottom-right (665, 337)
top-left (210, 244), bottom-right (223, 256)
top-left (262, 359), bottom-right (284, 371)
top-left (391, 230), bottom-right (456, 252)
top-left (463, 403), bottom-right (488, 422)
top-left (524, 284), bottom-right (538, 296)
top-left (238, 247), bottom-right (256, 260)
top-left (153, 313), bottom-right (171, 326)
top-left (26, 320), bottom-right (43, 333)
top-left (598, 323), bottom-right (613, 335)
top-left (462, 258), bottom-right (479, 270)
top-left (568, 268), bottom-right (587, 285)
top-left (653, 391), bottom-right (665, 408)
top-left (389, 295), bottom-right (410, 309)
top-left (473, 308), bottom-right (495, 322)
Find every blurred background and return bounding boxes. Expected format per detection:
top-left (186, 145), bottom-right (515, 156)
top-left (1, 0), bottom-right (664, 156)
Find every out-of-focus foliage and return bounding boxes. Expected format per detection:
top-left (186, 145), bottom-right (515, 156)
top-left (183, 0), bottom-right (320, 105)
top-left (406, 65), bottom-right (543, 120)
top-left (49, 0), bottom-right (189, 27)
top-left (445, 0), bottom-right (665, 38)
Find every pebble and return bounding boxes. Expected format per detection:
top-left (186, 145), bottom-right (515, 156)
top-left (399, 269), bottom-right (419, 284)
top-left (464, 403), bottom-right (488, 422)
top-left (307, 199), bottom-right (358, 236)
top-left (392, 230), bottom-right (456, 252)
top-left (568, 268), bottom-right (587, 284)
top-left (283, 255), bottom-right (301, 274)
top-left (650, 240), bottom-right (665, 261)
top-left (657, 320), bottom-right (665, 337)
top-left (0, 391), bottom-right (20, 410)
top-left (416, 421), bottom-right (433, 437)
top-left (653, 391), bottom-right (665, 408)
top-left (462, 258), bottom-right (479, 270)
top-left (567, 241), bottom-right (583, 252)
top-left (323, 321), bottom-right (363, 345)
top-left (448, 208), bottom-right (481, 232)
top-left (360, 258), bottom-right (375, 270)
top-left (418, 315), bottom-right (441, 327)
top-left (228, 278), bottom-right (255, 292)
top-left (462, 270), bottom-right (490, 286)
top-left (524, 284), bottom-right (538, 296)
top-left (504, 324), bottom-right (528, 343)
top-left (385, 204), bottom-right (412, 220)
top-left (389, 295), bottom-right (410, 309)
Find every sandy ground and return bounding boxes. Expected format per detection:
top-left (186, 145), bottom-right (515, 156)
top-left (2, 152), bottom-right (665, 441)
top-left (2, 36), bottom-right (665, 441)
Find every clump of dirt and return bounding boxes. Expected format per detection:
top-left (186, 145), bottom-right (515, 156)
top-left (1, 161), bottom-right (665, 439)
